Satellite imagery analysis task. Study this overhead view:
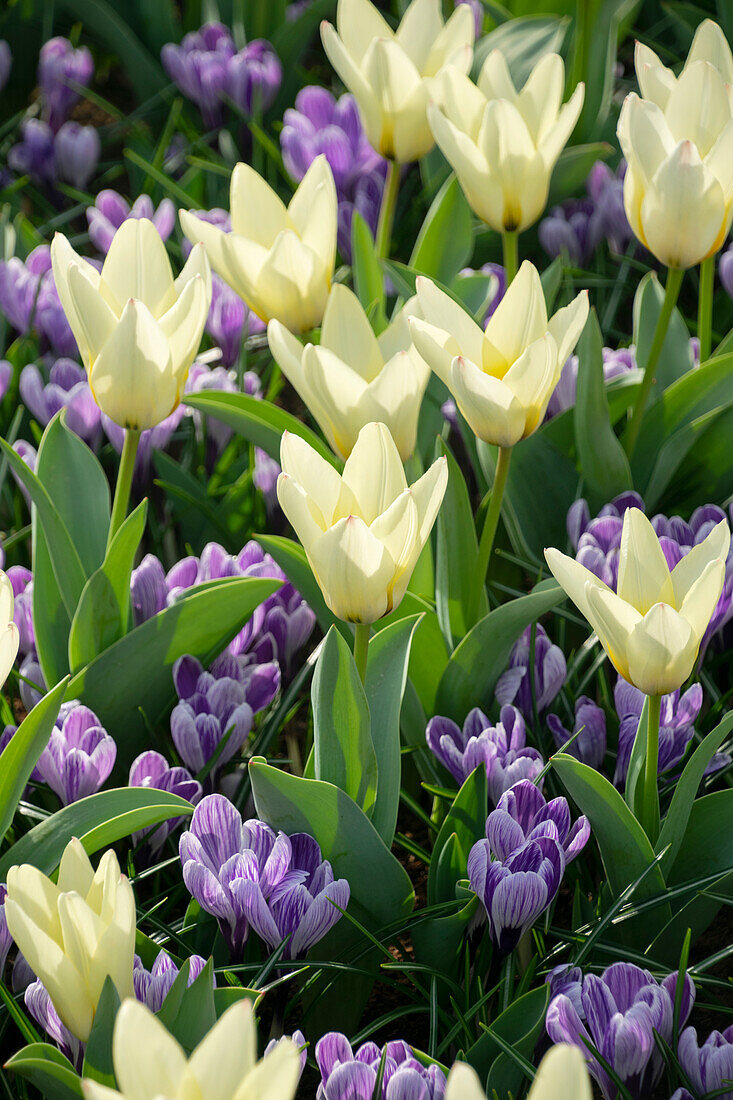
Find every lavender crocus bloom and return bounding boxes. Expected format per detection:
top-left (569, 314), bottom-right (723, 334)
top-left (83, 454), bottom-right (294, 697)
top-left (8, 119), bottom-right (57, 188)
top-left (7, 566), bottom-right (35, 656)
top-left (129, 750), bottom-right (202, 859)
top-left (86, 191), bottom-right (176, 253)
top-left (185, 361), bottom-right (239, 457)
top-left (546, 962), bottom-right (695, 1100)
top-left (487, 780), bottom-right (590, 864)
top-left (315, 1033), bottom-right (446, 1100)
top-left (426, 704), bottom-right (544, 799)
top-left (130, 554), bottom-right (168, 626)
top-left (586, 161), bottom-right (632, 254)
top-left (265, 1030), bottom-right (307, 1076)
top-left (720, 245), bottom-right (733, 298)
top-left (539, 198), bottom-right (603, 268)
top-left (38, 37), bottom-right (94, 131)
top-left (495, 624), bottom-right (566, 717)
top-left (54, 122), bottom-right (100, 189)
top-left (0, 361), bottom-right (11, 404)
top-left (179, 794), bottom-right (349, 960)
top-left (545, 346), bottom-right (636, 419)
top-left (162, 23), bottom-right (236, 127)
top-left (227, 40), bottom-right (282, 115)
top-left (25, 979), bottom-right (82, 1069)
top-left (547, 696), bottom-right (607, 769)
top-left (20, 359), bottom-right (100, 443)
top-left (34, 700), bottom-right (116, 805)
top-left (546, 964), bottom-right (584, 1018)
top-left (132, 950), bottom-right (210, 1012)
top-left (254, 448), bottom-right (281, 510)
top-left (0, 42), bottom-right (11, 91)
top-left (675, 1025), bottom-right (733, 1100)
top-left (0, 245), bottom-right (77, 355)
top-left (0, 885), bottom-right (11, 976)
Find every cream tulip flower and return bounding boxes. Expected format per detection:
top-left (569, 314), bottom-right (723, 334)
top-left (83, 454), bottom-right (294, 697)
top-left (320, 0), bottom-right (474, 163)
top-left (81, 997), bottom-right (301, 1100)
top-left (180, 156), bottom-right (337, 334)
top-left (0, 571), bottom-right (19, 689)
top-left (445, 1044), bottom-right (591, 1100)
top-left (635, 18), bottom-right (733, 113)
top-left (51, 219), bottom-right (210, 431)
top-left (617, 60), bottom-right (733, 269)
top-left (268, 284), bottom-right (429, 461)
top-left (4, 839), bottom-right (135, 1041)
top-left (410, 262), bottom-right (588, 447)
top-left (427, 52), bottom-right (584, 232)
top-left (545, 508), bottom-right (730, 696)
top-left (277, 422), bottom-right (447, 624)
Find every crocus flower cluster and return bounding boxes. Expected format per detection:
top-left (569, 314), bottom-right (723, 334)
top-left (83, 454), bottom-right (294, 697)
top-left (133, 950), bottom-right (211, 1012)
top-left (162, 23), bottom-right (282, 128)
top-left (179, 794), bottom-right (349, 960)
top-left (315, 1033), bottom-right (447, 1100)
top-left (672, 1025), bottom-right (733, 1100)
top-left (0, 244), bottom-right (77, 356)
top-left (546, 962), bottom-right (695, 1100)
top-left (468, 780), bottom-right (589, 953)
top-left (495, 624), bottom-right (567, 717)
top-left (25, 978), bottom-right (83, 1070)
top-left (86, 190), bottom-right (176, 253)
top-left (129, 750), bottom-right (202, 859)
top-left (547, 696), bottom-right (607, 769)
top-left (38, 36), bottom-right (94, 130)
top-left (545, 346), bottom-right (636, 419)
top-left (20, 358), bottom-right (101, 443)
top-left (280, 86), bottom-right (387, 260)
top-left (539, 162), bottom-right (632, 267)
top-left (426, 704), bottom-right (544, 798)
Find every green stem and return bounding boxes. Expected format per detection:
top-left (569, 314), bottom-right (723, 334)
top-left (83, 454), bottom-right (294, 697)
top-left (353, 622), bottom-right (371, 684)
top-left (641, 693), bottom-right (661, 843)
top-left (375, 160), bottom-right (400, 260)
top-left (697, 255), bottom-right (715, 365)
top-left (468, 445), bottom-right (513, 626)
top-left (502, 230), bottom-right (519, 286)
top-left (624, 266), bottom-right (684, 459)
top-left (107, 428), bottom-right (141, 549)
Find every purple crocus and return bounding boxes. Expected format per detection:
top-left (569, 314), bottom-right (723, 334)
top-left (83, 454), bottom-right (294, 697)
top-left (86, 190), bottom-right (176, 253)
top-left (455, 262), bottom-right (507, 324)
top-left (179, 794), bottom-right (349, 960)
top-left (0, 885), bottom-right (11, 977)
top-left (7, 566), bottom-right (35, 657)
top-left (495, 624), bottom-right (566, 717)
top-left (19, 651), bottom-right (45, 713)
top-left (545, 346), bottom-right (636, 419)
top-left (7, 119), bottom-right (57, 188)
top-left (426, 704), bottom-right (544, 798)
top-left (129, 750), bottom-right (202, 859)
top-left (539, 198), bottom-right (603, 268)
top-left (54, 122), bottom-right (100, 189)
top-left (38, 37), bottom-right (94, 131)
top-left (486, 780), bottom-right (590, 864)
top-left (547, 696), bottom-right (607, 770)
top-left (265, 1030), bottom-right (308, 1076)
top-left (546, 962), bottom-right (695, 1100)
top-left (204, 273), bottom-right (265, 367)
top-left (673, 1025), bottom-right (733, 1100)
top-left (227, 40), bottom-right (282, 115)
top-left (586, 161), bottom-right (632, 255)
top-left (720, 245), bottom-right (733, 298)
top-left (20, 358), bottom-right (100, 443)
top-left (0, 245), bottom-right (77, 355)
top-left (133, 951), bottom-right (211, 1012)
top-left (162, 23), bottom-right (237, 127)
top-left (25, 979), bottom-right (82, 1069)
top-left (185, 360), bottom-right (239, 457)
top-left (33, 700), bottom-right (116, 805)
top-left (0, 42), bottom-right (11, 91)
top-left (315, 1033), bottom-right (446, 1100)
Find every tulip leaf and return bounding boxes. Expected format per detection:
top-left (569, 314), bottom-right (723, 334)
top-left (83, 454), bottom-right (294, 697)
top-left (427, 765), bottom-right (487, 906)
top-left (5, 1043), bottom-right (83, 1099)
top-left (376, 596), bottom-right (449, 718)
top-left (435, 581), bottom-right (564, 722)
top-left (158, 958), bottom-right (217, 1054)
top-left (351, 209), bottom-right (387, 334)
top-left (642, 406), bottom-right (726, 511)
top-left (68, 498), bottom-right (148, 674)
top-left (412, 892), bottom-right (479, 981)
top-left (410, 175), bottom-right (474, 287)
top-left (183, 391), bottom-right (340, 469)
top-left (313, 627), bottom-right (377, 817)
top-left (575, 308), bottom-right (632, 507)
top-left (633, 270), bottom-right (693, 396)
top-left (472, 15), bottom-right (570, 84)
top-left (0, 786), bottom-right (193, 879)
top-left (0, 677), bottom-right (68, 844)
top-left (434, 438), bottom-right (486, 647)
top-left (64, 576), bottom-right (281, 770)
top-left (465, 985), bottom-right (550, 1080)
top-left (82, 976), bottom-right (120, 1087)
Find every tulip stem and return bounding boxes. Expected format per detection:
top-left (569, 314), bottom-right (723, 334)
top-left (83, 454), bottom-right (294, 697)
top-left (107, 428), bottom-right (140, 549)
top-left (375, 160), bottom-right (400, 260)
top-left (502, 230), bottom-right (519, 286)
top-left (697, 255), bottom-right (715, 364)
top-left (470, 445), bottom-right (513, 625)
top-left (624, 266), bottom-right (684, 459)
top-left (353, 623), bottom-right (371, 684)
top-left (641, 693), bottom-right (662, 843)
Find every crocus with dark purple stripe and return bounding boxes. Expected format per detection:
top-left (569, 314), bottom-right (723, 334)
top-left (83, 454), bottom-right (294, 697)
top-left (265, 1030), bottom-right (308, 1076)
top-left (86, 190), bottom-right (176, 253)
top-left (486, 779), bottom-right (590, 864)
top-left (38, 37), bottom-right (94, 131)
top-left (547, 696), bottom-right (607, 770)
top-left (129, 750), bottom-right (202, 859)
top-left (672, 1025), bottom-right (733, 1100)
top-left (34, 701), bottom-right (116, 805)
top-left (495, 624), bottom-right (566, 717)
top-left (133, 950), bottom-right (211, 1012)
top-left (25, 979), bottom-right (83, 1069)
top-left (20, 358), bottom-right (100, 443)
top-left (0, 885), bottom-right (11, 977)
top-left (315, 1033), bottom-right (446, 1100)
top-left (545, 346), bottom-right (636, 420)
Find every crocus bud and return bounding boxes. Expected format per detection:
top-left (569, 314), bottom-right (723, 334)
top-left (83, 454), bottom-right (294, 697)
top-left (54, 122), bottom-right (101, 189)
top-left (25, 979), bottom-right (82, 1069)
top-left (129, 750), bottom-right (201, 860)
top-left (316, 1033), bottom-right (445, 1100)
top-left (33, 700), bottom-right (116, 805)
top-left (720, 245), bottom-right (733, 297)
top-left (20, 359), bottom-right (101, 443)
top-left (495, 623), bottom-right (566, 716)
top-left (38, 37), bottom-right (94, 131)
top-left (227, 40), bottom-right (282, 115)
top-left (547, 696), bottom-right (607, 770)
top-left (677, 1025), bottom-right (733, 1100)
top-left (321, 0), bottom-right (475, 163)
top-left (8, 119), bottom-right (57, 188)
top-left (268, 284), bottom-right (429, 460)
top-left (488, 779), bottom-right (590, 864)
top-left (180, 156), bottom-right (337, 333)
top-left (277, 423), bottom-right (447, 624)
top-left (426, 705), bottom-right (544, 799)
top-left (51, 219), bottom-right (211, 430)
top-left (5, 839), bottom-right (135, 1040)
top-left (161, 23), bottom-right (236, 128)
top-left (132, 950), bottom-right (210, 1013)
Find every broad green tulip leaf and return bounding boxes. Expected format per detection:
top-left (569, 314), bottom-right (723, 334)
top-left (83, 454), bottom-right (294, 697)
top-left (68, 499), bottom-right (148, 674)
top-left (410, 175), bottom-right (473, 286)
top-left (183, 391), bottom-right (339, 468)
top-left (351, 209), bottom-right (387, 333)
top-left (572, 0), bottom-right (637, 141)
top-left (472, 15), bottom-right (569, 84)
top-left (375, 595), bottom-right (449, 717)
top-left (427, 765), bottom-right (487, 905)
top-left (255, 533), bottom-right (348, 640)
top-left (484, 986), bottom-right (553, 1098)
top-left (5, 1043), bottom-right (83, 1099)
top-left (158, 958), bottom-right (217, 1054)
top-left (250, 757), bottom-right (415, 930)
top-left (55, 0), bottom-right (166, 99)
top-left (466, 986), bottom-right (550, 1079)
top-left (657, 403), bottom-right (733, 514)
top-left (0, 678), bottom-right (67, 843)
top-left (213, 986), bottom-right (259, 1017)
top-left (451, 273), bottom-right (498, 322)
top-left (574, 308), bottom-right (632, 508)
top-left (245, 0), bottom-right (286, 38)
top-left (411, 893), bottom-right (479, 980)
top-left (633, 271), bottom-right (692, 395)
top-left (313, 626), bottom-right (377, 816)
top-left (65, 576), bottom-right (280, 769)
top-left (0, 786), bottom-right (193, 879)
top-left (435, 439), bottom-right (486, 647)
top-left (642, 406), bottom-right (725, 510)
top-left (82, 976), bottom-right (120, 1087)
top-left (436, 581), bottom-right (564, 722)
top-left (364, 614), bottom-right (421, 846)
top-left (548, 142), bottom-right (613, 207)
top-left (540, 255), bottom-right (563, 313)
top-left (33, 518), bottom-right (72, 689)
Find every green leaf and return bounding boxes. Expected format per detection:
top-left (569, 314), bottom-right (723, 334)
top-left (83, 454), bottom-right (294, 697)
top-left (548, 142), bottom-right (613, 207)
top-left (82, 976), bottom-right (120, 1087)
top-left (642, 406), bottom-right (725, 511)
top-left (158, 958), bottom-right (217, 1054)
top-left (0, 678), bottom-right (67, 843)
top-left (466, 986), bottom-right (550, 1080)
top-left (435, 439), bottom-right (485, 647)
top-left (256, 533), bottom-right (348, 641)
top-left (183, 391), bottom-right (339, 469)
top-left (436, 582), bottom-right (564, 722)
top-left (0, 786), bottom-right (193, 879)
top-left (633, 270), bottom-right (693, 395)
top-left (624, 695), bottom-right (649, 820)
top-left (427, 765), bottom-right (487, 905)
top-left (68, 499), bottom-right (148, 673)
top-left (351, 209), bottom-right (386, 333)
top-left (5, 1043), bottom-right (83, 1100)
top-left (56, 0), bottom-right (166, 99)
top-left (376, 595), bottom-right (449, 718)
top-left (472, 15), bottom-right (569, 84)
top-left (313, 627), bottom-right (377, 816)
top-left (410, 175), bottom-right (473, 286)
top-left (574, 308), bottom-right (632, 508)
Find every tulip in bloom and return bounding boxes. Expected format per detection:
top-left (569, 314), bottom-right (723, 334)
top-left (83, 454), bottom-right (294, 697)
top-left (268, 284), bottom-right (429, 460)
top-left (634, 18), bottom-right (733, 111)
top-left (81, 997), bottom-right (301, 1100)
top-left (545, 507), bottom-right (730, 696)
top-left (410, 264), bottom-right (588, 447)
top-left (180, 155), bottom-right (337, 334)
top-left (321, 0), bottom-right (475, 163)
top-left (277, 423), bottom-right (447, 624)
top-left (445, 1044), bottom-right (592, 1100)
top-left (51, 219), bottom-right (211, 430)
top-left (4, 839), bottom-right (135, 1040)
top-left (0, 572), bottom-right (19, 689)
top-left (427, 52), bottom-right (584, 232)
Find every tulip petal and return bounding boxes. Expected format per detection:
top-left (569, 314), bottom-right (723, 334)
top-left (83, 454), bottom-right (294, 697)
top-left (189, 1001), bottom-right (258, 1100)
top-left (635, 41), bottom-right (676, 109)
top-left (527, 1044), bottom-right (592, 1100)
top-left (425, 2), bottom-right (474, 76)
top-left (179, 210), bottom-right (233, 285)
top-left (363, 349), bottom-right (429, 460)
top-left (339, 422), bottom-right (407, 524)
top-left (617, 95), bottom-right (673, 185)
top-left (548, 289), bottom-right (589, 369)
top-left (666, 60), bottom-right (731, 158)
top-left (484, 261), bottom-right (548, 369)
top-left (543, 547), bottom-right (616, 626)
top-left (232, 1034), bottom-right (302, 1100)
top-left (501, 334), bottom-right (557, 437)
top-left (230, 163), bottom-right (288, 246)
top-left (114, 999), bottom-right (188, 1100)
top-left (616, 508), bottom-right (674, 613)
top-left (174, 242), bottom-right (212, 303)
top-left (643, 140), bottom-right (727, 269)
top-left (445, 1062), bottom-right (487, 1100)
top-left (625, 603), bottom-right (697, 696)
top-left (5, 864), bottom-right (62, 939)
top-left (320, 283), bottom-right (382, 381)
top-left (688, 18), bottom-right (733, 81)
top-left (335, 0), bottom-right (394, 65)
top-left (395, 0), bottom-right (443, 71)
top-left (415, 277), bottom-right (485, 365)
top-left (280, 431), bottom-right (345, 522)
top-left (539, 82), bottom-right (585, 169)
top-left (50, 234), bottom-right (103, 348)
top-left (362, 37), bottom-right (429, 162)
top-left (303, 344), bottom-right (369, 459)
top-left (288, 155), bottom-right (338, 272)
top-left (307, 516), bottom-right (394, 622)
top-left (517, 53), bottom-right (565, 144)
top-left (584, 584), bottom-right (640, 681)
top-left (450, 355), bottom-right (525, 447)
top-left (66, 264), bottom-right (118, 367)
top-left (677, 557), bottom-right (726, 641)
top-left (427, 102), bottom-right (504, 229)
top-left (100, 219), bottom-right (175, 317)
top-left (670, 518), bottom-right (731, 604)
top-left (320, 22), bottom-right (384, 151)
top-left (58, 838), bottom-right (95, 897)
top-left (478, 48), bottom-right (517, 101)
top-left (158, 274), bottom-right (209, 382)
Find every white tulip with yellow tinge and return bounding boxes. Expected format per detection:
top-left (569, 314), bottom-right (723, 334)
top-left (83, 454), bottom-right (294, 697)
top-left (4, 839), bottom-right (135, 1041)
top-left (51, 219), bottom-right (210, 431)
top-left (180, 155), bottom-right (337, 334)
top-left (0, 572), bottom-right (19, 689)
top-left (427, 51), bottom-right (584, 232)
top-left (410, 262), bottom-right (588, 447)
top-left (545, 508), bottom-right (730, 697)
top-left (81, 998), bottom-right (301, 1100)
top-left (268, 284), bottom-right (429, 461)
top-left (277, 423), bottom-right (447, 624)
top-left (446, 1044), bottom-right (592, 1100)
top-left (320, 0), bottom-right (474, 163)
top-left (635, 18), bottom-right (733, 113)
